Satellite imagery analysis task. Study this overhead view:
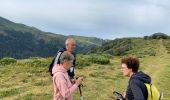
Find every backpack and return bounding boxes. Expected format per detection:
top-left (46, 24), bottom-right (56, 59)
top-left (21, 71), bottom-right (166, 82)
top-left (48, 48), bottom-right (65, 76)
top-left (48, 57), bottom-right (56, 76)
top-left (144, 83), bottom-right (163, 100)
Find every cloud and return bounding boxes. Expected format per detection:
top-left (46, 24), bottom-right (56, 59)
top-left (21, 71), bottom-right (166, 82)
top-left (0, 0), bottom-right (170, 39)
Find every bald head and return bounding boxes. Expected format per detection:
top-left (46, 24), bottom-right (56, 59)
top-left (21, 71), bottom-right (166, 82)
top-left (65, 38), bottom-right (76, 53)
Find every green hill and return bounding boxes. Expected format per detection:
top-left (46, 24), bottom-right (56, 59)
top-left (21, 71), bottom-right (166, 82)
top-left (1, 16), bottom-right (170, 99)
top-left (0, 16), bottom-right (105, 59)
top-left (0, 37), bottom-right (170, 99)
top-left (90, 35), bottom-right (170, 58)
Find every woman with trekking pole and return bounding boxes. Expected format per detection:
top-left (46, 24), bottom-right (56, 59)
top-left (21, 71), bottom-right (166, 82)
top-left (52, 51), bottom-right (83, 100)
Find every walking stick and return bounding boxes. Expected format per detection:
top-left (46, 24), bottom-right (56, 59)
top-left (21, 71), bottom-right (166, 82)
top-left (78, 84), bottom-right (83, 100)
top-left (76, 77), bottom-right (84, 100)
top-left (113, 91), bottom-right (125, 100)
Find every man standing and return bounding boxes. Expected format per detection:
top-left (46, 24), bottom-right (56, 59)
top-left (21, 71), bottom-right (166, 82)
top-left (49, 38), bottom-right (76, 80)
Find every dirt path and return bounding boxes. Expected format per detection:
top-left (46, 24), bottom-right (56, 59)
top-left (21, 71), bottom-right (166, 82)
top-left (141, 40), bottom-right (170, 99)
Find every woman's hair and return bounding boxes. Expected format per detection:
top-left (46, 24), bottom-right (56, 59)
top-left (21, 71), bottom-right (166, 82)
top-left (121, 56), bottom-right (139, 73)
top-left (59, 51), bottom-right (74, 64)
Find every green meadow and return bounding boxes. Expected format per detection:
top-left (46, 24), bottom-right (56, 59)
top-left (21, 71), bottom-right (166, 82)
top-left (0, 39), bottom-right (170, 100)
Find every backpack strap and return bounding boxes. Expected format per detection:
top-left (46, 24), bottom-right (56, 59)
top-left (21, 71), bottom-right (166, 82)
top-left (49, 48), bottom-right (65, 76)
top-left (150, 84), bottom-right (153, 98)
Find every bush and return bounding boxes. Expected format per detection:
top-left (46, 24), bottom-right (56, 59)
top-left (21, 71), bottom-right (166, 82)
top-left (0, 57), bottom-right (17, 65)
top-left (145, 48), bottom-right (156, 56)
top-left (76, 59), bottom-right (91, 68)
top-left (76, 54), bottom-right (110, 68)
top-left (89, 54), bottom-right (110, 65)
top-left (150, 33), bottom-right (169, 39)
top-left (144, 36), bottom-right (150, 40)
top-left (25, 58), bottom-right (49, 67)
top-left (102, 54), bottom-right (113, 59)
top-left (76, 55), bottom-right (91, 68)
top-left (135, 53), bottom-right (145, 58)
top-left (147, 51), bottom-right (156, 56)
top-left (90, 38), bottom-right (133, 56)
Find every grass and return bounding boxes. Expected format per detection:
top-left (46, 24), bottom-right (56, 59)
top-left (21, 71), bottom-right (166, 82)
top-left (0, 87), bottom-right (26, 98)
top-left (0, 39), bottom-right (170, 100)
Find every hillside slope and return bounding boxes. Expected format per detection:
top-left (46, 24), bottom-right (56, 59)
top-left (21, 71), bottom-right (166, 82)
top-left (0, 16), bottom-right (105, 59)
top-left (90, 37), bottom-right (169, 58)
top-left (0, 39), bottom-right (170, 99)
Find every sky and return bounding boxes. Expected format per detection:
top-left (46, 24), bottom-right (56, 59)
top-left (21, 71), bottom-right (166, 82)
top-left (0, 0), bottom-right (170, 39)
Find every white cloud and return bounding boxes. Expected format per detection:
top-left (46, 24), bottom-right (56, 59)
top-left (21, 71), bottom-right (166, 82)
top-left (0, 0), bottom-right (170, 39)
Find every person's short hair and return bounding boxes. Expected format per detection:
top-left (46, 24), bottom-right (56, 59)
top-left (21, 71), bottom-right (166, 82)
top-left (65, 38), bottom-right (76, 46)
top-left (59, 51), bottom-right (74, 64)
top-left (121, 57), bottom-right (139, 73)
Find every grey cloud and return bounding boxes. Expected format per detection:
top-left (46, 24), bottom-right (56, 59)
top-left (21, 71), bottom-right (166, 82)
top-left (0, 0), bottom-right (170, 39)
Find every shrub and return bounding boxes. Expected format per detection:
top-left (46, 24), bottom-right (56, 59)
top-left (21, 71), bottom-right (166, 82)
top-left (76, 55), bottom-right (91, 68)
top-left (89, 54), bottom-right (110, 65)
top-left (102, 54), bottom-right (113, 59)
top-left (76, 58), bottom-right (91, 68)
top-left (150, 33), bottom-right (169, 39)
top-left (76, 54), bottom-right (110, 68)
top-left (0, 57), bottom-right (17, 65)
top-left (25, 58), bottom-right (49, 67)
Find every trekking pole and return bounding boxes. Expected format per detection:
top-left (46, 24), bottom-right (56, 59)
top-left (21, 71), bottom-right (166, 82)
top-left (78, 84), bottom-right (83, 100)
top-left (76, 77), bottom-right (84, 100)
top-left (113, 91), bottom-right (125, 100)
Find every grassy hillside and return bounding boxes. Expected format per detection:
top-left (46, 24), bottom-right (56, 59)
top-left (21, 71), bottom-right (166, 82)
top-left (69, 35), bottom-right (106, 46)
top-left (0, 16), bottom-right (104, 59)
top-left (0, 39), bottom-right (170, 100)
top-left (90, 37), bottom-right (169, 58)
